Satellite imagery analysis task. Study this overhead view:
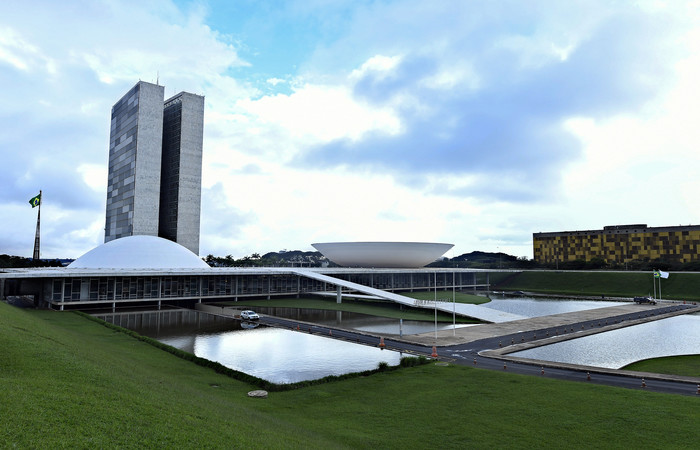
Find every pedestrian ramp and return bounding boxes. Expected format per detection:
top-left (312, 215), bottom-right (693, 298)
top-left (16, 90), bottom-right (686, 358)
top-left (292, 269), bottom-right (524, 323)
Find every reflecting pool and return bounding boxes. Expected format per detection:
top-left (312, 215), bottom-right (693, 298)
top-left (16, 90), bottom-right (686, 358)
top-left (480, 297), bottom-right (700, 368)
top-left (96, 310), bottom-right (402, 384)
top-left (250, 306), bottom-right (473, 335)
top-left (510, 313), bottom-right (700, 369)
top-left (483, 297), bottom-right (620, 317)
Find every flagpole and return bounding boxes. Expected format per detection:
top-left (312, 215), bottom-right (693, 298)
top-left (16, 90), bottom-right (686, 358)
top-left (658, 272), bottom-right (662, 301)
top-left (653, 270), bottom-right (657, 299)
top-left (32, 190), bottom-right (41, 260)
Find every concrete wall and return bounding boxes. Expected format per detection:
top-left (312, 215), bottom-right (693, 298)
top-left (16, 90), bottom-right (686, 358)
top-left (132, 82), bottom-right (165, 237)
top-left (174, 92), bottom-right (204, 255)
top-left (105, 81), bottom-right (164, 242)
top-left (195, 302), bottom-right (241, 318)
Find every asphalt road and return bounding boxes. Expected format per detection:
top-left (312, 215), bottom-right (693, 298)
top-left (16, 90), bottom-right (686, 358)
top-left (259, 304), bottom-right (700, 397)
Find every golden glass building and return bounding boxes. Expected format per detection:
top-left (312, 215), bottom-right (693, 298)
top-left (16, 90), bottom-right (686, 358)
top-left (533, 224), bottom-right (700, 264)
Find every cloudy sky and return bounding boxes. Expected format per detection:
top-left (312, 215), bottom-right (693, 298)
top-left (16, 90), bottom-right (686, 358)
top-left (2, 0), bottom-right (700, 260)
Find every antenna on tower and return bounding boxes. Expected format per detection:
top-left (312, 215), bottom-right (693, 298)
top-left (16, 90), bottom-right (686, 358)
top-left (156, 71), bottom-right (159, 86)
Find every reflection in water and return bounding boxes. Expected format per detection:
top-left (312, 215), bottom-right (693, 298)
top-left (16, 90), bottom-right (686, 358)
top-left (511, 313), bottom-right (700, 369)
top-left (483, 297), bottom-right (620, 317)
top-left (485, 297), bottom-right (700, 368)
top-left (251, 306), bottom-right (473, 335)
top-left (186, 328), bottom-right (402, 384)
top-left (96, 310), bottom-right (402, 384)
top-left (95, 299), bottom-right (700, 376)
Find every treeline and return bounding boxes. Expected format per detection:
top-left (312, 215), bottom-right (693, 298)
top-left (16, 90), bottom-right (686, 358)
top-left (0, 254), bottom-right (64, 268)
top-left (430, 253), bottom-right (700, 271)
top-left (428, 251), bottom-right (531, 269)
top-left (200, 249), bottom-right (700, 271)
top-left (535, 258), bottom-right (700, 272)
top-left (203, 250), bottom-right (329, 267)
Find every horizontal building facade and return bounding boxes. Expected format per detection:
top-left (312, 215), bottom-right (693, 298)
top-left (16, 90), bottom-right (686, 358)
top-left (0, 267), bottom-right (493, 310)
top-left (533, 224), bottom-right (700, 264)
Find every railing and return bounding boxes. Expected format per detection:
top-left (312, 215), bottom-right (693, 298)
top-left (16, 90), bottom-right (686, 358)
top-left (414, 298), bottom-right (453, 306)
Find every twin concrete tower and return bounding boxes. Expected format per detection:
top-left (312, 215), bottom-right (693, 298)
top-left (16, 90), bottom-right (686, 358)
top-left (104, 81), bottom-right (204, 254)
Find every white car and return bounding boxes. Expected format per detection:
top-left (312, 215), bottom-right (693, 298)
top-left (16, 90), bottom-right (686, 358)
top-left (240, 310), bottom-right (259, 320)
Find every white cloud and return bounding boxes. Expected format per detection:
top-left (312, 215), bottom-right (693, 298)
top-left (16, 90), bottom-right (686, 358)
top-left (266, 77), bottom-right (286, 86)
top-left (349, 54), bottom-right (403, 81)
top-left (236, 82), bottom-right (402, 144)
top-left (559, 38), bottom-right (700, 231)
top-left (77, 164), bottom-right (107, 192)
top-left (0, 26), bottom-right (55, 73)
top-left (3, 0), bottom-right (700, 262)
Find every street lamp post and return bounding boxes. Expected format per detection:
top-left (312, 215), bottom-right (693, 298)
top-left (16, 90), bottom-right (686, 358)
top-left (434, 271), bottom-right (437, 340)
top-left (452, 271), bottom-right (456, 336)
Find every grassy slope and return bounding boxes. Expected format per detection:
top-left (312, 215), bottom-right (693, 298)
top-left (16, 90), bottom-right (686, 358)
top-left (1, 302), bottom-right (698, 448)
top-left (622, 355), bottom-right (700, 378)
top-left (494, 271), bottom-right (700, 300)
top-left (0, 303), bottom-right (315, 448)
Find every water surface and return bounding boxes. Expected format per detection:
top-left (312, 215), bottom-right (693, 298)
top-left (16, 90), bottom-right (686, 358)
top-left (483, 297), bottom-right (620, 317)
top-left (511, 313), bottom-right (700, 369)
top-left (97, 310), bottom-right (402, 383)
top-left (251, 306), bottom-right (472, 335)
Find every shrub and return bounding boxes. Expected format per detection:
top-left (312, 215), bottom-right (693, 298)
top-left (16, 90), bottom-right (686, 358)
top-left (400, 356), bottom-right (430, 367)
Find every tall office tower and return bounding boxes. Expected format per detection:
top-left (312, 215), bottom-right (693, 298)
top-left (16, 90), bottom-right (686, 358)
top-left (105, 81), bottom-right (165, 243)
top-left (104, 81), bottom-right (204, 255)
top-left (159, 92), bottom-right (204, 255)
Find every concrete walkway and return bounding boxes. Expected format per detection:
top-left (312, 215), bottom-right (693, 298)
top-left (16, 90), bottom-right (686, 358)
top-left (395, 302), bottom-right (700, 346)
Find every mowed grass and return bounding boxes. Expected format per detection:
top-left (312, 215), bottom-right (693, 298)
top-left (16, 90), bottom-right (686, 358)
top-left (622, 355), bottom-right (700, 378)
top-left (494, 270), bottom-right (700, 300)
top-left (403, 290), bottom-right (490, 304)
top-left (1, 302), bottom-right (698, 448)
top-left (226, 291), bottom-right (485, 324)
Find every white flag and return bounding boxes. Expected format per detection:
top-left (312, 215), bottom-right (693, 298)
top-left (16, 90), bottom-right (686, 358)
top-left (659, 270), bottom-right (669, 279)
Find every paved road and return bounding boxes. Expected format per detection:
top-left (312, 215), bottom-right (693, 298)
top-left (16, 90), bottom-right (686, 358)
top-left (259, 303), bottom-right (700, 397)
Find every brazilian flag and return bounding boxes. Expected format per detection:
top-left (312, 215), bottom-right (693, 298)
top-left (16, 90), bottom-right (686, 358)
top-left (28, 193), bottom-right (41, 208)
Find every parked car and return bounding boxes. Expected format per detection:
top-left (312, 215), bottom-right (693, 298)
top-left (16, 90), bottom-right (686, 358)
top-left (633, 296), bottom-right (657, 305)
top-left (240, 310), bottom-right (259, 320)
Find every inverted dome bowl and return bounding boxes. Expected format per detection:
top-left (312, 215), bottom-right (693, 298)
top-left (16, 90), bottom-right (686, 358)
top-left (311, 242), bottom-right (454, 268)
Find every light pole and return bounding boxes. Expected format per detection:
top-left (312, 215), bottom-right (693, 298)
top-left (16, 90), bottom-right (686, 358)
top-left (434, 271), bottom-right (437, 340)
top-left (452, 271), bottom-right (456, 336)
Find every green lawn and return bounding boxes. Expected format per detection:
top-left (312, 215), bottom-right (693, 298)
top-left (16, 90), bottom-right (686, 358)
top-left (622, 355), bottom-right (700, 378)
top-left (493, 270), bottom-right (700, 300)
top-left (402, 290), bottom-right (490, 304)
top-left (1, 302), bottom-right (698, 448)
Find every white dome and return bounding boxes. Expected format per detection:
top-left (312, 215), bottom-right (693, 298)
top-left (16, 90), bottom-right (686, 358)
top-left (68, 236), bottom-right (209, 269)
top-left (312, 242), bottom-right (454, 268)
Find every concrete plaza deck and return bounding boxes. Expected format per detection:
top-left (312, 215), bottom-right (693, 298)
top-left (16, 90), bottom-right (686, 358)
top-left (399, 302), bottom-right (700, 346)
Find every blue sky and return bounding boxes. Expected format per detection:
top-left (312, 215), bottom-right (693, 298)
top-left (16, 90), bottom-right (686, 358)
top-left (2, 0), bottom-right (700, 259)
